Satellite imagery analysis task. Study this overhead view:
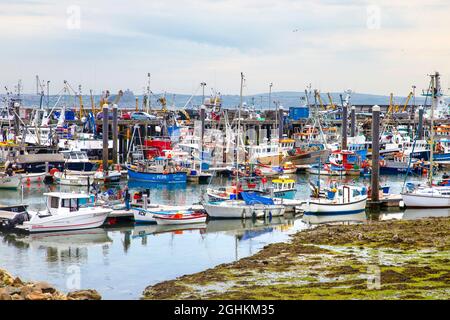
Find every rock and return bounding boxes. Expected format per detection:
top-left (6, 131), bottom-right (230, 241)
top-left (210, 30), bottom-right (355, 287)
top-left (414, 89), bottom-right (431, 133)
top-left (357, 233), bottom-right (363, 240)
top-left (0, 287), bottom-right (12, 300)
top-left (0, 293), bottom-right (12, 300)
top-left (32, 281), bottom-right (57, 294)
top-left (12, 277), bottom-right (24, 287)
top-left (11, 293), bottom-right (24, 300)
top-left (20, 285), bottom-right (34, 298)
top-left (67, 289), bottom-right (101, 300)
top-left (392, 234), bottom-right (402, 242)
top-left (25, 292), bottom-right (52, 300)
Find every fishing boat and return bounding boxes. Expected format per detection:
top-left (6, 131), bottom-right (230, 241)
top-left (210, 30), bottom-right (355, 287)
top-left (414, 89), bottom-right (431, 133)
top-left (401, 72), bottom-right (450, 208)
top-left (153, 211), bottom-right (207, 225)
top-left (132, 204), bottom-right (204, 223)
top-left (302, 184), bottom-right (367, 215)
top-left (203, 192), bottom-right (286, 219)
top-left (19, 172), bottom-right (47, 184)
top-left (271, 176), bottom-right (296, 199)
top-left (0, 174), bottom-right (21, 189)
top-left (281, 161), bottom-right (297, 174)
top-left (283, 143), bottom-right (330, 168)
top-left (5, 192), bottom-right (111, 233)
top-left (127, 157), bottom-right (187, 183)
top-left (53, 171), bottom-right (91, 186)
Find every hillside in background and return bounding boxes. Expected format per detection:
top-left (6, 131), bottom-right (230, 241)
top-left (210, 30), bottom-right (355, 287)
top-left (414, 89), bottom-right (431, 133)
top-left (1, 91), bottom-right (427, 110)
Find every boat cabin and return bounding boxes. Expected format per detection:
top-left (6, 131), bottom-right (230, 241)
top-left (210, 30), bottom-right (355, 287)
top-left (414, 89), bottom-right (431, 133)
top-left (61, 150), bottom-right (90, 162)
top-left (44, 192), bottom-right (91, 215)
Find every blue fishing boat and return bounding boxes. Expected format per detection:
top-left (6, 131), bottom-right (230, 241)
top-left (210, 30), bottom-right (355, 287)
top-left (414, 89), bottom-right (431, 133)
top-left (127, 167), bottom-right (187, 183)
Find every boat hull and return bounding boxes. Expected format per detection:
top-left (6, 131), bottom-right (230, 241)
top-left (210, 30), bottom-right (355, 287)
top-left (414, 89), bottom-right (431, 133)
top-left (154, 215), bottom-right (207, 225)
top-left (0, 175), bottom-right (21, 189)
top-left (303, 197), bottom-right (367, 215)
top-left (127, 168), bottom-right (187, 183)
top-left (203, 202), bottom-right (285, 219)
top-left (20, 209), bottom-right (110, 233)
top-left (401, 193), bottom-right (450, 208)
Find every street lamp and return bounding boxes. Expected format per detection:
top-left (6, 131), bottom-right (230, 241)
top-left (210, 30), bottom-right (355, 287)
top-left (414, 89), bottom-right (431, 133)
top-left (201, 82), bottom-right (207, 105)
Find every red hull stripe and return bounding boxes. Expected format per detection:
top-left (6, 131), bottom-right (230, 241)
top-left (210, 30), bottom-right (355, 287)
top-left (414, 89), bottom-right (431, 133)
top-left (31, 219), bottom-right (105, 229)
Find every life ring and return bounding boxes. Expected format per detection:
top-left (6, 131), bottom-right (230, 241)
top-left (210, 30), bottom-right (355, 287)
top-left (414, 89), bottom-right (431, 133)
top-left (49, 168), bottom-right (60, 176)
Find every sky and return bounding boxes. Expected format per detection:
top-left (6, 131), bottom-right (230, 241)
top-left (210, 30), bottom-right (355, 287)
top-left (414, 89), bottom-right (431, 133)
top-left (0, 0), bottom-right (449, 96)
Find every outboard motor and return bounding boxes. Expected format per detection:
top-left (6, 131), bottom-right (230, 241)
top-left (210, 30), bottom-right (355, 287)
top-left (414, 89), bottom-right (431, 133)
top-left (2, 212), bottom-right (30, 230)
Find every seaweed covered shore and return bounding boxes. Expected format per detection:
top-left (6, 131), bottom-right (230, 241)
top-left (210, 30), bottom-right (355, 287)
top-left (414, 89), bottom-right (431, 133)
top-left (143, 217), bottom-right (450, 300)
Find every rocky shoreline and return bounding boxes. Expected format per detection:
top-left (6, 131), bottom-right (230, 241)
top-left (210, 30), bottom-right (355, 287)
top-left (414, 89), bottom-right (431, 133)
top-left (0, 269), bottom-right (101, 300)
top-left (142, 217), bottom-right (450, 300)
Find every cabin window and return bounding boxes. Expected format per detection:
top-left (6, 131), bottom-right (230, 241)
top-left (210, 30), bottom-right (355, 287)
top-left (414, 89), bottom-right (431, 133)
top-left (62, 198), bottom-right (79, 212)
top-left (50, 197), bottom-right (59, 209)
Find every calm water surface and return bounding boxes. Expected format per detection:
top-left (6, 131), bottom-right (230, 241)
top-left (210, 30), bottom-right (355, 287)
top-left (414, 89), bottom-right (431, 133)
top-left (0, 173), bottom-right (448, 299)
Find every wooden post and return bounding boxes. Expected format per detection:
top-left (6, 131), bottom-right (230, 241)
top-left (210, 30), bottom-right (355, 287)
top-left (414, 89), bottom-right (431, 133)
top-left (417, 106), bottom-right (424, 140)
top-left (112, 104), bottom-right (118, 164)
top-left (370, 105), bottom-right (381, 210)
top-left (342, 104), bottom-right (348, 149)
top-left (350, 106), bottom-right (356, 137)
top-left (102, 104), bottom-right (109, 173)
top-left (278, 106), bottom-right (284, 140)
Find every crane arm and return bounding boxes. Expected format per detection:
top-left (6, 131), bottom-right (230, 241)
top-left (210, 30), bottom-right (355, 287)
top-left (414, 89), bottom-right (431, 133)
top-left (388, 93), bottom-right (394, 114)
top-left (401, 92), bottom-right (413, 112)
top-left (327, 93), bottom-right (335, 110)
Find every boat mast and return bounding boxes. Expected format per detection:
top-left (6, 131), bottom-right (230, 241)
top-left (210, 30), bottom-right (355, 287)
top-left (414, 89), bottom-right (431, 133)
top-left (429, 72), bottom-right (437, 186)
top-left (236, 72), bottom-right (244, 189)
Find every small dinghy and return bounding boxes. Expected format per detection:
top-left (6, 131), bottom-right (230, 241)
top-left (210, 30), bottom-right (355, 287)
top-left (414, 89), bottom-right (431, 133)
top-left (153, 211), bottom-right (207, 225)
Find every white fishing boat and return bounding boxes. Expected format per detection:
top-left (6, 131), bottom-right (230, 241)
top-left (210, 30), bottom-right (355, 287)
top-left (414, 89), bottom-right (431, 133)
top-left (203, 192), bottom-right (286, 219)
top-left (401, 72), bottom-right (450, 208)
top-left (153, 211), bottom-right (207, 225)
top-left (302, 185), bottom-right (367, 215)
top-left (12, 192), bottom-right (111, 233)
top-left (133, 204), bottom-right (204, 223)
top-left (401, 186), bottom-right (450, 208)
top-left (0, 174), bottom-right (21, 189)
top-left (19, 172), bottom-right (47, 184)
top-left (53, 171), bottom-right (91, 186)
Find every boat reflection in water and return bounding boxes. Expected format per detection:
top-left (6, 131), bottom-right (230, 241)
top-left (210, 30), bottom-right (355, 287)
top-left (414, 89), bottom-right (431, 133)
top-left (301, 212), bottom-right (367, 225)
top-left (2, 228), bottom-right (112, 263)
top-left (402, 208), bottom-right (450, 220)
top-left (376, 208), bottom-right (450, 221)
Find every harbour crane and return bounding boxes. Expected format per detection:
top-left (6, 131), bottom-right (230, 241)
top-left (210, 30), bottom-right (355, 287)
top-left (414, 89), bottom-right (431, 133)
top-left (78, 85), bottom-right (84, 119)
top-left (314, 90), bottom-right (326, 110)
top-left (327, 93), bottom-right (336, 110)
top-left (89, 90), bottom-right (96, 114)
top-left (401, 92), bottom-right (414, 112)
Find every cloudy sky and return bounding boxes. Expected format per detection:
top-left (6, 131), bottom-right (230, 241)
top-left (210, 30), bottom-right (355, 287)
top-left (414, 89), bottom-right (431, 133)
top-left (0, 0), bottom-right (449, 96)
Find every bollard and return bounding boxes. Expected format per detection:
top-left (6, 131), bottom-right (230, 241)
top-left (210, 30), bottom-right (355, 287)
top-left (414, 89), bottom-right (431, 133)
top-left (143, 194), bottom-right (148, 210)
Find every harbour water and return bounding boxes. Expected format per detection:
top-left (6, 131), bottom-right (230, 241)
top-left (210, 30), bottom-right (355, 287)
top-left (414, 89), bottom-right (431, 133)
top-left (0, 173), bottom-right (448, 299)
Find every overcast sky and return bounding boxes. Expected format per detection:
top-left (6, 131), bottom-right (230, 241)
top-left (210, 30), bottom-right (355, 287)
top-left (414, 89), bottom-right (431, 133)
top-left (0, 0), bottom-right (449, 95)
